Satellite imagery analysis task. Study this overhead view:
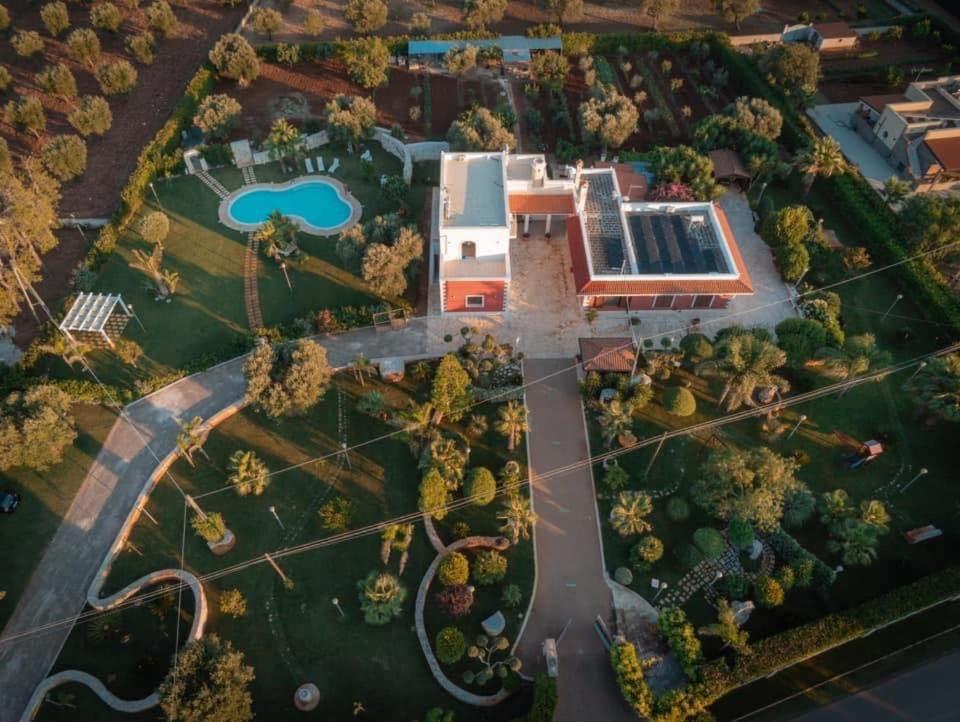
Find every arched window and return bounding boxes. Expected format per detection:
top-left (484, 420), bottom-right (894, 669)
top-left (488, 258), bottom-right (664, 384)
top-left (461, 241), bottom-right (476, 260)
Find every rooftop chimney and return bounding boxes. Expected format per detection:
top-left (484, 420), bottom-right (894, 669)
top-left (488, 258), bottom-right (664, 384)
top-left (532, 157), bottom-right (546, 188)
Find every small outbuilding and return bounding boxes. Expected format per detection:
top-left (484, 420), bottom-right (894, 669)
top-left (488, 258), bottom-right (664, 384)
top-left (811, 22), bottom-right (859, 52)
top-left (59, 293), bottom-right (135, 350)
top-left (708, 149), bottom-right (751, 188)
top-left (579, 337), bottom-right (636, 373)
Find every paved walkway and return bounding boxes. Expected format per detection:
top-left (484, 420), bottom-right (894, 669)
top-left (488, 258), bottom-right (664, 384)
top-left (516, 359), bottom-right (633, 722)
top-left (0, 323), bottom-right (436, 722)
top-left (807, 104), bottom-right (898, 192)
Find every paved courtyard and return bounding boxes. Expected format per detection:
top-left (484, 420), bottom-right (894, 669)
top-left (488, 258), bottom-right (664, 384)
top-left (426, 190), bottom-right (796, 357)
top-left (807, 103), bottom-right (899, 191)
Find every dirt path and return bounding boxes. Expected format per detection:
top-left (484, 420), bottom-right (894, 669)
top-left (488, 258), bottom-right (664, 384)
top-left (516, 358), bottom-right (633, 722)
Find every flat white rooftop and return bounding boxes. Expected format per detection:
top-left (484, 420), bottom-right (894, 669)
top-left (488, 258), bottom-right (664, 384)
top-left (442, 255), bottom-right (508, 279)
top-left (441, 152), bottom-right (508, 228)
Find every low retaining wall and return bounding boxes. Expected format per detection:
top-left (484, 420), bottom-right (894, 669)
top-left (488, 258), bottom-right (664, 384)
top-left (373, 127), bottom-right (448, 185)
top-left (415, 536), bottom-right (513, 706)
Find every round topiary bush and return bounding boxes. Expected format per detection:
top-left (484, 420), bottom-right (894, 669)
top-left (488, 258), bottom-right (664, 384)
top-left (727, 518), bottom-right (755, 550)
top-left (754, 575), bottom-right (785, 608)
top-left (437, 551), bottom-right (469, 587)
top-left (436, 584), bottom-right (474, 617)
top-left (629, 535), bottom-right (664, 572)
top-left (435, 626), bottom-right (466, 664)
top-left (662, 386), bottom-right (697, 417)
top-left (613, 566), bottom-right (633, 585)
top-left (666, 496), bottom-right (690, 521)
top-left (716, 573), bottom-right (750, 600)
top-left (693, 527), bottom-right (726, 560)
top-left (679, 332), bottom-right (714, 364)
top-left (471, 550), bottom-right (507, 585)
top-left (464, 466), bottom-right (497, 506)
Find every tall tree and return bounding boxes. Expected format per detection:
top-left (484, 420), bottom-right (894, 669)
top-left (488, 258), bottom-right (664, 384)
top-left (609, 491), bottom-right (654, 537)
top-left (158, 635), bottom-right (255, 722)
top-left (0, 385), bottom-right (76, 472)
top-left (641, 0), bottom-right (679, 30)
top-left (265, 119), bottom-right (302, 173)
top-left (447, 107), bottom-right (516, 151)
top-left (337, 37), bottom-right (390, 89)
top-left (227, 449), bottom-right (270, 496)
top-left (906, 353), bottom-right (960, 423)
top-left (698, 598), bottom-right (751, 655)
top-left (497, 495), bottom-right (536, 544)
top-left (761, 43), bottom-right (820, 99)
top-left (814, 333), bottom-right (890, 380)
top-left (597, 398), bottom-right (634, 448)
top-left (696, 333), bottom-right (788, 411)
top-left (494, 400), bottom-right (528, 451)
top-left (547, 0), bottom-right (583, 27)
top-left (430, 355), bottom-right (472, 424)
top-left (176, 416), bottom-right (210, 467)
top-left (529, 50), bottom-right (568, 92)
top-left (462, 0), bottom-right (507, 30)
top-left (244, 339), bottom-right (333, 417)
top-left (694, 447), bottom-right (805, 532)
top-left (795, 136), bottom-right (847, 196)
top-left (579, 86), bottom-right (639, 151)
top-left (898, 194), bottom-right (960, 256)
top-left (713, 0), bottom-right (760, 30)
top-left (128, 242), bottom-right (180, 298)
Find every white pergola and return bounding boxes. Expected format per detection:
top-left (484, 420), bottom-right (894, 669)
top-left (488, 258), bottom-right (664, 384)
top-left (59, 293), bottom-right (133, 349)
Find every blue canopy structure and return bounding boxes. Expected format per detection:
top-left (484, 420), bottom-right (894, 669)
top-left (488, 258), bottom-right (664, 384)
top-left (407, 35), bottom-right (562, 63)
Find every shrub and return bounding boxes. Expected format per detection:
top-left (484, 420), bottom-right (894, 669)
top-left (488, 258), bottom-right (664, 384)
top-left (0, 137), bottom-right (9, 174)
top-left (666, 496), bottom-right (690, 521)
top-left (472, 549), bottom-right (508, 585)
top-left (4, 96), bottom-right (46, 137)
top-left (67, 28), bottom-right (101, 68)
top-left (658, 607), bottom-right (703, 680)
top-left (68, 95), bottom-right (112, 136)
top-left (754, 575), bottom-right (785, 608)
top-left (210, 33), bottom-right (259, 86)
top-left (717, 573), bottom-right (750, 600)
top-left (91, 3), bottom-right (123, 32)
top-left (629, 535), bottom-right (664, 571)
top-left (318, 496), bottom-right (353, 531)
top-left (614, 566), bottom-right (633, 585)
top-left (436, 584), bottom-right (474, 617)
top-left (662, 386), bottom-right (696, 416)
top-left (191, 512), bottom-right (226, 543)
top-left (501, 583), bottom-right (522, 608)
top-left (303, 8), bottom-right (324, 36)
top-left (37, 63), bottom-right (77, 100)
top-left (41, 2), bottom-right (70, 37)
top-left (679, 333), bottom-right (713, 364)
top-left (776, 565), bottom-right (796, 591)
top-left (410, 12), bottom-right (430, 34)
top-left (145, 0), bottom-right (177, 37)
top-left (436, 627), bottom-right (467, 664)
top-left (693, 527), bottom-right (726, 560)
top-left (0, 66), bottom-right (10, 93)
top-left (218, 588), bottom-right (247, 617)
top-left (11, 30), bottom-right (44, 59)
top-left (438, 552), bottom-right (470, 587)
top-left (125, 31), bottom-right (156, 64)
top-left (276, 42), bottom-right (299, 66)
top-left (727, 518), bottom-right (755, 549)
top-left (41, 134), bottom-right (87, 182)
top-left (194, 93), bottom-right (241, 139)
top-left (465, 466), bottom-right (497, 506)
top-left (251, 7), bottom-right (283, 38)
top-left (0, 4), bottom-right (9, 31)
top-left (345, 0), bottom-right (388, 33)
top-left (603, 464), bottom-right (629, 491)
top-left (96, 60), bottom-right (138, 95)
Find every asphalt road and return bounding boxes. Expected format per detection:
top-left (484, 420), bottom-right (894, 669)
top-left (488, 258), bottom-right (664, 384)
top-left (790, 649), bottom-right (960, 722)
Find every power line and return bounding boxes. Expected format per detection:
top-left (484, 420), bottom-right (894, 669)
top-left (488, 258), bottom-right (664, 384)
top-left (3, 340), bottom-right (955, 649)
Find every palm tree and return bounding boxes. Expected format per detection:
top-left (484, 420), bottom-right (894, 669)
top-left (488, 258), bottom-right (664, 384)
top-left (129, 243), bottom-right (178, 298)
top-left (597, 399), bottom-right (634, 447)
top-left (400, 401), bottom-right (437, 455)
top-left (859, 499), bottom-right (891, 533)
top-left (420, 436), bottom-right (467, 490)
top-left (609, 491), bottom-right (653, 537)
top-left (227, 449), bottom-right (270, 496)
top-left (827, 518), bottom-right (880, 567)
top-left (497, 495), bottom-right (536, 544)
top-left (696, 335), bottom-right (788, 412)
top-left (352, 354), bottom-right (373, 387)
top-left (494, 400), bottom-right (528, 452)
top-left (698, 598), bottom-right (751, 656)
top-left (905, 353), bottom-right (960, 423)
top-left (254, 211), bottom-right (300, 259)
top-left (176, 416), bottom-right (209, 467)
top-left (814, 333), bottom-right (891, 381)
top-left (795, 136), bottom-right (847, 196)
top-left (36, 332), bottom-right (89, 368)
top-left (356, 570), bottom-right (407, 625)
top-left (266, 118), bottom-right (303, 173)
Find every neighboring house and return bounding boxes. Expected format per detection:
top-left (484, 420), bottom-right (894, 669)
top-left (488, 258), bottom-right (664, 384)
top-left (408, 36), bottom-right (562, 74)
top-left (853, 76), bottom-right (960, 191)
top-left (434, 151), bottom-right (755, 314)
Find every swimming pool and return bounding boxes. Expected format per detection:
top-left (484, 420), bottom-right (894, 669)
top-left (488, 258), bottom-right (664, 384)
top-left (219, 177), bottom-right (360, 236)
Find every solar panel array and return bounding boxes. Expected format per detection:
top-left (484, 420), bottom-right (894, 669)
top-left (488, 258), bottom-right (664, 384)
top-left (627, 212), bottom-right (730, 275)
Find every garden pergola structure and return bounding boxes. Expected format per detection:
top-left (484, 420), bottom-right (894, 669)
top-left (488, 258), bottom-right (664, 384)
top-left (59, 292), bottom-right (134, 350)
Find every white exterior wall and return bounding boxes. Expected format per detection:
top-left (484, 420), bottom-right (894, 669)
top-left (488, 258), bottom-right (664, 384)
top-left (874, 107), bottom-right (909, 150)
top-left (441, 225), bottom-right (510, 260)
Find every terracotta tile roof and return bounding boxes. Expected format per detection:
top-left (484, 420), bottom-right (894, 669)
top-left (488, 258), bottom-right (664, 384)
top-left (709, 149), bottom-right (750, 181)
top-left (816, 21), bottom-right (856, 39)
top-left (566, 215), bottom-right (592, 292)
top-left (580, 337), bottom-right (636, 373)
top-left (923, 135), bottom-right (960, 172)
top-left (508, 192), bottom-right (576, 215)
top-left (594, 162), bottom-right (648, 200)
top-left (860, 94), bottom-right (911, 113)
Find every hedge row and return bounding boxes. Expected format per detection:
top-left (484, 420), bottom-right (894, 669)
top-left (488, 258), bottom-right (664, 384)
top-left (766, 528), bottom-right (837, 595)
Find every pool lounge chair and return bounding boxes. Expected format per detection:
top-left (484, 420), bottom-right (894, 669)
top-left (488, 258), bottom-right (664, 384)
top-left (316, 156), bottom-right (325, 173)
top-left (305, 157), bottom-right (315, 174)
top-left (329, 158), bottom-right (340, 174)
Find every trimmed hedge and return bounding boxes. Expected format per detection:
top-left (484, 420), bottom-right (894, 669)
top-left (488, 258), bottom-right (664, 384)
top-left (766, 528), bottom-right (836, 595)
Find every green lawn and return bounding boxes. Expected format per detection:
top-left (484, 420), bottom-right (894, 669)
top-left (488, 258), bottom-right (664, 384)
top-left (48, 363), bottom-right (533, 721)
top-left (590, 176), bottom-right (960, 643)
top-left (0, 404), bottom-right (117, 631)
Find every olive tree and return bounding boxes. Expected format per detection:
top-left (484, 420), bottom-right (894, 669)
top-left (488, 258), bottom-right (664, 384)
top-left (125, 31), bottom-right (156, 64)
top-left (37, 63), bottom-right (77, 100)
top-left (67, 28), bottom-right (102, 69)
top-left (41, 135), bottom-right (87, 182)
top-left (139, 210), bottom-right (170, 244)
top-left (463, 0), bottom-right (507, 30)
top-left (11, 30), bottom-right (44, 58)
top-left (0, 385), bottom-right (76, 472)
top-left (157, 635), bottom-right (254, 722)
top-left (303, 8), bottom-right (324, 36)
top-left (448, 107), bottom-right (516, 151)
top-left (530, 50), bottom-right (568, 91)
top-left (324, 94), bottom-right (376, 143)
top-left (209, 33), bottom-right (260, 86)
top-left (547, 0), bottom-right (583, 27)
top-left (68, 95), bottom-right (112, 136)
top-left (4, 96), bottom-right (46, 137)
top-left (40, 1), bottom-right (70, 37)
top-left (724, 96), bottom-right (782, 140)
top-left (713, 0), bottom-right (760, 30)
top-left (337, 36), bottom-right (389, 89)
top-left (250, 6), bottom-right (282, 39)
top-left (244, 339), bottom-right (333, 417)
top-left (145, 0), bottom-right (177, 37)
top-left (95, 60), bottom-right (138, 95)
top-left (194, 93), bottom-right (242, 139)
top-left (90, 2), bottom-right (123, 33)
top-left (345, 0), bottom-right (387, 33)
top-left (579, 86), bottom-right (639, 151)
top-left (361, 226), bottom-right (423, 297)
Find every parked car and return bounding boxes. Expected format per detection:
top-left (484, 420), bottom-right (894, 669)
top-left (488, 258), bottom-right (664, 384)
top-left (0, 490), bottom-right (21, 513)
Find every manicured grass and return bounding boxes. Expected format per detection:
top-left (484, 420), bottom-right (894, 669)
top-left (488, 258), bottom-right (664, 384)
top-left (0, 404), bottom-right (117, 631)
top-left (51, 366), bottom-right (533, 721)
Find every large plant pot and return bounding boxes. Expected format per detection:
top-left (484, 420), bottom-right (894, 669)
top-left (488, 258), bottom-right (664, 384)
top-left (208, 528), bottom-right (236, 556)
top-left (617, 432), bottom-right (638, 448)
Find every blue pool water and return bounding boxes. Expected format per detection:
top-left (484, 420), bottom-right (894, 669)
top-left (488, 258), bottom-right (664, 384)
top-left (227, 179), bottom-right (352, 231)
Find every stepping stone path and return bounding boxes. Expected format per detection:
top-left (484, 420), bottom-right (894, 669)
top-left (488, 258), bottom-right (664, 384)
top-left (241, 166), bottom-right (257, 185)
top-left (195, 170), bottom-right (229, 199)
top-left (659, 545), bottom-right (742, 609)
top-left (244, 233), bottom-right (263, 329)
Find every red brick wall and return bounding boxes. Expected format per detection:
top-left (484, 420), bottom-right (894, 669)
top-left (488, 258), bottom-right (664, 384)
top-left (444, 281), bottom-right (506, 312)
